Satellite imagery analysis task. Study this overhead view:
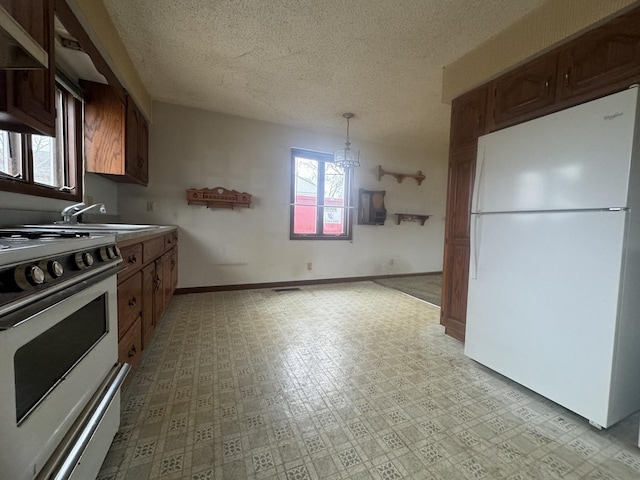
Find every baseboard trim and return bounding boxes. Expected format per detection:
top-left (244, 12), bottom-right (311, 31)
top-left (176, 271), bottom-right (442, 295)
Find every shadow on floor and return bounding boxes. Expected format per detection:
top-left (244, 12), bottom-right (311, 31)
top-left (373, 273), bottom-right (442, 306)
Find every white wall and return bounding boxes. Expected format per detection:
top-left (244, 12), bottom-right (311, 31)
top-left (118, 102), bottom-right (447, 289)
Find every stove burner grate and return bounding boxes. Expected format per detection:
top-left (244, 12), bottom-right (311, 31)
top-left (0, 230), bottom-right (92, 240)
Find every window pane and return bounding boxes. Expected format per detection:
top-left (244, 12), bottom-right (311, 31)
top-left (33, 89), bottom-right (65, 188)
top-left (0, 131), bottom-right (23, 179)
top-left (323, 162), bottom-right (346, 234)
top-left (293, 157), bottom-right (318, 234)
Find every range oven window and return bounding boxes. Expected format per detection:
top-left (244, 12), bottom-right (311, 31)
top-left (14, 294), bottom-right (108, 423)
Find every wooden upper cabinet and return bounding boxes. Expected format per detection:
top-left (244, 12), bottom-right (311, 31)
top-left (82, 80), bottom-right (149, 185)
top-left (557, 8), bottom-right (640, 104)
top-left (0, 0), bottom-right (55, 135)
top-left (487, 53), bottom-right (558, 132)
top-left (449, 86), bottom-right (487, 151)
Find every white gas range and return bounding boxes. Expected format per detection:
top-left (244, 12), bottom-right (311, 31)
top-left (0, 228), bottom-right (129, 480)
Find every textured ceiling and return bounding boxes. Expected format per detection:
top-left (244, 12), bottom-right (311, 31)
top-left (102, 0), bottom-right (547, 153)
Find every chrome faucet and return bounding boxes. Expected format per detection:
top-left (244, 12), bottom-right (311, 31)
top-left (59, 202), bottom-right (106, 224)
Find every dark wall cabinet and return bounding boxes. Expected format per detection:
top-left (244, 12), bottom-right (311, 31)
top-left (358, 189), bottom-right (387, 225)
top-left (0, 0), bottom-right (55, 135)
top-left (441, 5), bottom-right (640, 342)
top-left (83, 81), bottom-right (149, 185)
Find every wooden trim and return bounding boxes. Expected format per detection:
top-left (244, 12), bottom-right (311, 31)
top-left (176, 271), bottom-right (442, 295)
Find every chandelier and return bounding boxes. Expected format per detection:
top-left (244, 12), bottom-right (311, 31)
top-left (334, 113), bottom-right (360, 169)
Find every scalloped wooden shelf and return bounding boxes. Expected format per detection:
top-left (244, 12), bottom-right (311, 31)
top-left (186, 187), bottom-right (252, 209)
top-left (378, 165), bottom-right (425, 185)
top-left (395, 213), bottom-right (431, 225)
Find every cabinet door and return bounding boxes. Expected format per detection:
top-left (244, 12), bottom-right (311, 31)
top-left (83, 81), bottom-right (126, 175)
top-left (440, 145), bottom-right (477, 342)
top-left (162, 250), bottom-right (173, 309)
top-left (487, 53), bottom-right (557, 132)
top-left (125, 95), bottom-right (140, 180)
top-left (137, 114), bottom-right (149, 184)
top-left (170, 246), bottom-right (178, 296)
top-left (449, 86), bottom-right (487, 152)
top-left (557, 8), bottom-right (640, 104)
top-left (117, 271), bottom-right (142, 339)
top-left (118, 316), bottom-right (142, 366)
top-left (141, 263), bottom-right (155, 349)
top-left (153, 257), bottom-right (164, 324)
top-left (0, 0), bottom-right (55, 135)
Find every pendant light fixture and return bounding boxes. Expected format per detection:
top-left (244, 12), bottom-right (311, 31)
top-left (334, 112), bottom-right (360, 169)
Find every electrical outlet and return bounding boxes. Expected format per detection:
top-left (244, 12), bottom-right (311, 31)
top-left (146, 201), bottom-right (155, 212)
top-left (306, 262), bottom-right (312, 271)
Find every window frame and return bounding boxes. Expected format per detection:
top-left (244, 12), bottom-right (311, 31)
top-left (0, 84), bottom-right (83, 202)
top-left (289, 148), bottom-right (353, 240)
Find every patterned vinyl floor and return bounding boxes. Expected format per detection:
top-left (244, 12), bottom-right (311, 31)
top-left (98, 282), bottom-right (640, 480)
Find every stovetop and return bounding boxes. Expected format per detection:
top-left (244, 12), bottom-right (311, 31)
top-left (0, 228), bottom-right (122, 317)
top-left (0, 229), bottom-right (114, 264)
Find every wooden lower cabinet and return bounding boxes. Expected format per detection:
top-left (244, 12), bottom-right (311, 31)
top-left (141, 264), bottom-right (155, 348)
top-left (117, 229), bottom-right (178, 367)
top-left (118, 316), bottom-right (142, 366)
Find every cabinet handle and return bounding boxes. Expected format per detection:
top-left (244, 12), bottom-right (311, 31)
top-left (129, 297), bottom-right (137, 306)
top-left (128, 254), bottom-right (137, 264)
top-left (128, 345), bottom-right (137, 357)
top-left (171, 259), bottom-right (176, 269)
top-left (544, 79), bottom-right (550, 91)
top-left (564, 69), bottom-right (570, 87)
top-left (154, 276), bottom-right (162, 290)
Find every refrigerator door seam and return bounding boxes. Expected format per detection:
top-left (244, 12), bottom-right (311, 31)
top-left (476, 207), bottom-right (629, 215)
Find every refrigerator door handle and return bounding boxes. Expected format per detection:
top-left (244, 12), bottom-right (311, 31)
top-left (470, 214), bottom-right (481, 280)
top-left (473, 145), bottom-right (486, 213)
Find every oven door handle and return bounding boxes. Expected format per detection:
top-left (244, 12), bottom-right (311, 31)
top-left (0, 268), bottom-right (117, 331)
top-left (36, 362), bottom-right (130, 480)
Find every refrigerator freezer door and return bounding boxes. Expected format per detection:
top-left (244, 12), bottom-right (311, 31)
top-left (473, 87), bottom-right (638, 214)
top-left (465, 210), bottom-right (626, 427)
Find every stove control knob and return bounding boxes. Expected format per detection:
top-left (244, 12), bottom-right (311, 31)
top-left (112, 245), bottom-right (121, 258)
top-left (27, 265), bottom-right (45, 285)
top-left (74, 251), bottom-right (94, 269)
top-left (48, 260), bottom-right (64, 278)
top-left (98, 247), bottom-right (110, 262)
top-left (14, 264), bottom-right (46, 290)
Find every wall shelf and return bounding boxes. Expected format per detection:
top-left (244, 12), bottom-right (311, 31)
top-left (186, 187), bottom-right (252, 209)
top-left (395, 213), bottom-right (430, 225)
top-left (378, 165), bottom-right (425, 185)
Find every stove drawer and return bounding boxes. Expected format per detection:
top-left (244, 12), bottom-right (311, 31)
top-left (117, 272), bottom-right (142, 338)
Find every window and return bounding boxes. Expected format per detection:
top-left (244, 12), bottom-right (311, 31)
top-left (290, 148), bottom-right (353, 240)
top-left (0, 85), bottom-right (82, 201)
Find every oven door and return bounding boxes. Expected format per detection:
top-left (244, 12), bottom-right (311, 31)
top-left (0, 272), bottom-right (120, 480)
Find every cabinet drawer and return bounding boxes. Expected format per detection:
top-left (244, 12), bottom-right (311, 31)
top-left (118, 243), bottom-right (142, 278)
top-left (144, 236), bottom-right (164, 263)
top-left (118, 316), bottom-right (142, 366)
top-left (164, 232), bottom-right (177, 251)
top-left (118, 271), bottom-right (142, 338)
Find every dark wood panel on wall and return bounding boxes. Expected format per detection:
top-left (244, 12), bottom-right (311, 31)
top-left (441, 5), bottom-right (640, 343)
top-left (557, 7), bottom-right (640, 107)
top-left (487, 53), bottom-right (558, 132)
top-left (441, 144), bottom-right (477, 342)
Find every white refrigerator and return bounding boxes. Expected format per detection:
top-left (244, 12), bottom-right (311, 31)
top-left (465, 86), bottom-right (640, 428)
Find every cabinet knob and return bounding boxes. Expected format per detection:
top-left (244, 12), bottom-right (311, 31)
top-left (128, 345), bottom-right (137, 357)
top-left (128, 254), bottom-right (137, 264)
top-left (129, 297), bottom-right (137, 306)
